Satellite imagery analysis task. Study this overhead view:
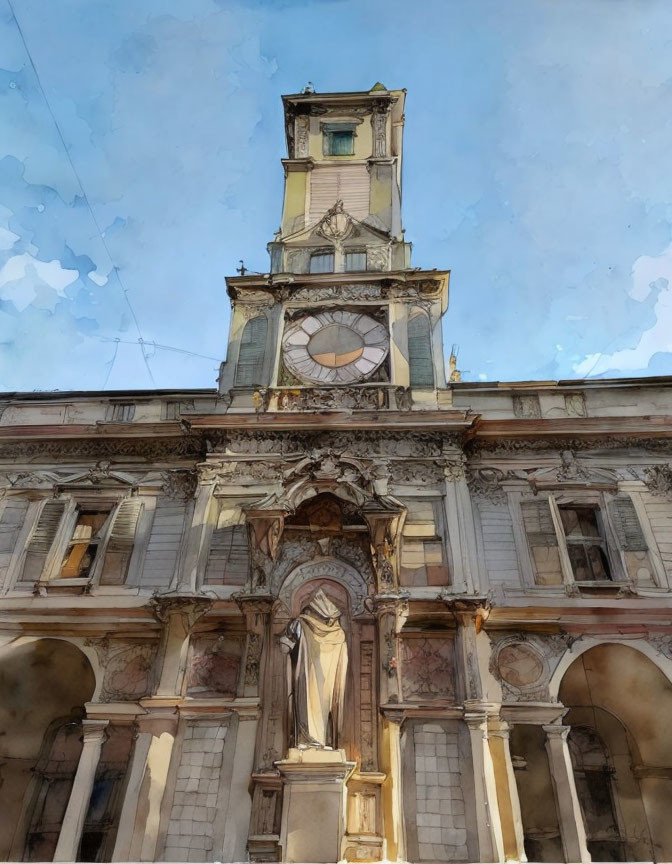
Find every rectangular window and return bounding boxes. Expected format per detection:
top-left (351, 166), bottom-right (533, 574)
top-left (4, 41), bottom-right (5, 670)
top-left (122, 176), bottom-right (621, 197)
top-left (521, 493), bottom-right (653, 589)
top-left (324, 129), bottom-right (354, 156)
top-left (164, 401), bottom-right (180, 420)
top-left (58, 508), bottom-right (112, 579)
top-left (310, 251), bottom-right (335, 273)
top-left (345, 251), bottom-right (367, 271)
top-left (558, 505), bottom-right (611, 582)
top-left (400, 498), bottom-right (449, 587)
top-left (110, 403), bottom-right (135, 422)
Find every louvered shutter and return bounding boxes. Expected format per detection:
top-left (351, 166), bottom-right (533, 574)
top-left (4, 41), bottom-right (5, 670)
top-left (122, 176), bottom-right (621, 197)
top-left (408, 315), bottom-right (434, 388)
top-left (235, 316), bottom-right (267, 387)
top-left (609, 497), bottom-right (648, 551)
top-left (27, 500), bottom-right (67, 553)
top-left (0, 499), bottom-right (29, 554)
top-left (107, 498), bottom-right (143, 551)
top-left (521, 500), bottom-right (558, 547)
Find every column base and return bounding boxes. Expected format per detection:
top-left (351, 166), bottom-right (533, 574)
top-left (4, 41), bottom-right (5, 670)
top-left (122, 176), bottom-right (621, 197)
top-left (276, 748), bottom-right (355, 863)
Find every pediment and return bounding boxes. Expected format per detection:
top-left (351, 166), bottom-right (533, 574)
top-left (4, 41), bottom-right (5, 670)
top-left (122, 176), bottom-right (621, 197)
top-left (282, 201), bottom-right (392, 247)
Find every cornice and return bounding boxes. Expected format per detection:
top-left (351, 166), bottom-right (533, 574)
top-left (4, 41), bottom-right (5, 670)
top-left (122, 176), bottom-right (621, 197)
top-left (188, 410), bottom-right (473, 433)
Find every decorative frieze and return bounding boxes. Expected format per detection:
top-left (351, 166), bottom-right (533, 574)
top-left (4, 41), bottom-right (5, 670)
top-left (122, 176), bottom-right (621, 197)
top-left (218, 430), bottom-right (458, 458)
top-left (272, 386), bottom-right (387, 412)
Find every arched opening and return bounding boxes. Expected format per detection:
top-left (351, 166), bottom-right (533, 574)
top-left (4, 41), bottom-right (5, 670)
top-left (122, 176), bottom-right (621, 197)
top-left (559, 643), bottom-right (672, 862)
top-left (0, 638), bottom-right (95, 860)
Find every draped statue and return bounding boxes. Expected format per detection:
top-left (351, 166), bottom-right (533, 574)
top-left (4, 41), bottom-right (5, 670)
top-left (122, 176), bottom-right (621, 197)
top-left (281, 589), bottom-right (348, 749)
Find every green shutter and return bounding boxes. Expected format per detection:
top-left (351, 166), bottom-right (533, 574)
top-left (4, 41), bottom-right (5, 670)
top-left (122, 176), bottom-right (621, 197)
top-left (521, 500), bottom-right (558, 547)
top-left (235, 316), bottom-right (267, 387)
top-left (408, 314), bottom-right (434, 388)
top-left (609, 497), bottom-right (648, 551)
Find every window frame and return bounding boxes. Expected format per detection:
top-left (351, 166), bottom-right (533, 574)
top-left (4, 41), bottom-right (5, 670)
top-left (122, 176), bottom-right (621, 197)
top-left (309, 249), bottom-right (335, 274)
top-left (12, 493), bottom-right (147, 591)
top-left (321, 123), bottom-right (357, 157)
top-left (344, 249), bottom-right (367, 272)
top-left (517, 490), bottom-right (664, 592)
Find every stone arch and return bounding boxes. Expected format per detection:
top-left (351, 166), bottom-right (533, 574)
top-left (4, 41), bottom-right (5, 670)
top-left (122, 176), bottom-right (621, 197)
top-left (548, 636), bottom-right (672, 702)
top-left (558, 642), bottom-right (672, 861)
top-left (0, 637), bottom-right (97, 860)
top-left (278, 557), bottom-right (369, 615)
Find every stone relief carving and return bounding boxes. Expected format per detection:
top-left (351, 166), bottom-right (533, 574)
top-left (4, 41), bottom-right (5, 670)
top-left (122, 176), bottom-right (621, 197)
top-left (187, 634), bottom-right (243, 696)
top-left (400, 637), bottom-right (456, 701)
top-left (0, 436), bottom-right (204, 461)
top-left (488, 632), bottom-right (570, 702)
top-left (289, 284), bottom-right (383, 302)
top-left (273, 386), bottom-right (385, 412)
top-left (245, 633), bottom-right (263, 685)
top-left (467, 467), bottom-right (510, 503)
top-left (393, 387), bottom-right (413, 411)
top-left (216, 430), bottom-right (455, 458)
top-left (512, 394), bottom-right (542, 419)
top-left (161, 469), bottom-right (198, 500)
top-left (294, 114), bottom-right (310, 158)
top-left (371, 104), bottom-right (388, 157)
top-left (648, 633), bottom-right (672, 661)
top-left (85, 638), bottom-right (158, 702)
top-left (644, 465), bottom-right (672, 501)
top-left (470, 437), bottom-right (672, 455)
top-left (389, 460), bottom-right (445, 484)
top-left (277, 557), bottom-right (370, 615)
top-left (366, 246), bottom-right (389, 272)
top-left (565, 393), bottom-right (587, 417)
top-left (444, 459), bottom-right (466, 481)
top-left (316, 201), bottom-right (355, 243)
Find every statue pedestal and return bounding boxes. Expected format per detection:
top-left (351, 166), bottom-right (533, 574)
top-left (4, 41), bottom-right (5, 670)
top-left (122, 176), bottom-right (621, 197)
top-left (276, 748), bottom-right (355, 863)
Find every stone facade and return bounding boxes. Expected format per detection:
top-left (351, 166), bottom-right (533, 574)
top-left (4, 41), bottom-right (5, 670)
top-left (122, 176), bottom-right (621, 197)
top-left (0, 84), bottom-right (671, 864)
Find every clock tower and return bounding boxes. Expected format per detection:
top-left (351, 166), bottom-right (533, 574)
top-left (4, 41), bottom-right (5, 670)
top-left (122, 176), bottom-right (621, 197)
top-left (218, 83), bottom-right (452, 412)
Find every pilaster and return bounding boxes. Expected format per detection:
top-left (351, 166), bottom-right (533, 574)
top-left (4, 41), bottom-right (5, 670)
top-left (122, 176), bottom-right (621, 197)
top-left (487, 719), bottom-right (527, 862)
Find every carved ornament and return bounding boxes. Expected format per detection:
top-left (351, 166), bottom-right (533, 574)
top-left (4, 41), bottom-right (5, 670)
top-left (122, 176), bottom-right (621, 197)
top-left (161, 469), bottom-right (198, 500)
top-left (488, 632), bottom-right (570, 703)
top-left (644, 465), bottom-right (672, 501)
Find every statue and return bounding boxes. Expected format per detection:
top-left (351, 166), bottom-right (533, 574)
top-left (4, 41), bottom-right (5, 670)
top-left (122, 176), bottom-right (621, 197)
top-left (280, 589), bottom-right (348, 749)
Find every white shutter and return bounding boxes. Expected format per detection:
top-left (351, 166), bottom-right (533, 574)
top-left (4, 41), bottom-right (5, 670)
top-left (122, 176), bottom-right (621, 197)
top-left (610, 497), bottom-right (648, 552)
top-left (309, 164), bottom-right (370, 223)
top-left (26, 500), bottom-right (67, 553)
top-left (107, 498), bottom-right (143, 551)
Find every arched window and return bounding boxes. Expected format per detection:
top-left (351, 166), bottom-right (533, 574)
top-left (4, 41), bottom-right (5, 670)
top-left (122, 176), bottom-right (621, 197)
top-left (408, 313), bottom-right (434, 388)
top-left (235, 315), bottom-right (267, 387)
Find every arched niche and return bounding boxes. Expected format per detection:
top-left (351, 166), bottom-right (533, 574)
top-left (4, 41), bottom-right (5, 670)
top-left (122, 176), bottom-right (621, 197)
top-left (278, 557), bottom-right (369, 617)
top-left (234, 314), bottom-right (268, 387)
top-left (558, 642), bottom-right (672, 862)
top-left (0, 638), bottom-right (96, 861)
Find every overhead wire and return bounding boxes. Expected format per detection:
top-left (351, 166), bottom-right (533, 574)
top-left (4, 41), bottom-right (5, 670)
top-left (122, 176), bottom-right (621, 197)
top-left (7, 0), bottom-right (157, 384)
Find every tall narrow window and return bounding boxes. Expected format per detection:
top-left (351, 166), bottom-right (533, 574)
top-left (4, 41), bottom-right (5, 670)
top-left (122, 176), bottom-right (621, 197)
top-left (558, 505), bottom-right (611, 582)
top-left (100, 498), bottom-right (144, 585)
top-left (521, 500), bottom-right (563, 585)
top-left (408, 314), bottom-right (434, 388)
top-left (235, 315), bottom-right (267, 387)
top-left (58, 508), bottom-right (112, 579)
top-left (309, 251), bottom-right (335, 273)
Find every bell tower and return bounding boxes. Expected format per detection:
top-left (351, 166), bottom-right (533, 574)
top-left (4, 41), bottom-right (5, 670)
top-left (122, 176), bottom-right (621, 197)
top-left (218, 84), bottom-right (452, 413)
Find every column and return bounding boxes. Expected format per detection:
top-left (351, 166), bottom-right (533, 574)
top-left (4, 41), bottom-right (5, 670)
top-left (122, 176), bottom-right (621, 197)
top-left (150, 595), bottom-right (212, 697)
top-left (464, 710), bottom-right (504, 863)
top-left (380, 709), bottom-right (406, 863)
top-left (543, 724), bottom-right (591, 863)
top-left (488, 720), bottom-right (527, 862)
top-left (53, 719), bottom-right (109, 862)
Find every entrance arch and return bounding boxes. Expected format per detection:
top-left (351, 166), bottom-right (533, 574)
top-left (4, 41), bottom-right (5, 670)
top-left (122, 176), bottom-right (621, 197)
top-left (0, 637), bottom-right (96, 860)
top-left (559, 643), bottom-right (672, 862)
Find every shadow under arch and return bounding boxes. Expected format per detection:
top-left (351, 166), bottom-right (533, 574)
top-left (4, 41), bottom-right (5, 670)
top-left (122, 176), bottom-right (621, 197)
top-left (558, 642), bottom-right (672, 862)
top-left (0, 637), bottom-right (97, 861)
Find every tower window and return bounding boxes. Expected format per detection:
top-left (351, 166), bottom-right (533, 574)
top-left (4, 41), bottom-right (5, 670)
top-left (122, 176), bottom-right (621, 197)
top-left (408, 313), bottom-right (434, 388)
top-left (310, 251), bottom-right (335, 273)
top-left (322, 123), bottom-right (356, 156)
top-left (345, 251), bottom-right (367, 271)
top-left (235, 315), bottom-right (267, 387)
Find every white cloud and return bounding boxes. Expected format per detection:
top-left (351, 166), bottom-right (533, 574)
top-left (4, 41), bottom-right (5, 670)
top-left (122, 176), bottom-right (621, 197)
top-left (0, 227), bottom-right (20, 251)
top-left (573, 242), bottom-right (672, 377)
top-left (0, 253), bottom-right (79, 312)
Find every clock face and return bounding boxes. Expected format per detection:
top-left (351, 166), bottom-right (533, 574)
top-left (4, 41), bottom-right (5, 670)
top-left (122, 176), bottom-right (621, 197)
top-left (282, 311), bottom-right (389, 385)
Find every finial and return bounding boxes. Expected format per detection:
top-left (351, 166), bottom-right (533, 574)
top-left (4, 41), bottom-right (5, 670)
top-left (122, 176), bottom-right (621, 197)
top-left (301, 81), bottom-right (315, 94)
top-left (236, 260), bottom-right (248, 276)
top-left (449, 344), bottom-right (462, 383)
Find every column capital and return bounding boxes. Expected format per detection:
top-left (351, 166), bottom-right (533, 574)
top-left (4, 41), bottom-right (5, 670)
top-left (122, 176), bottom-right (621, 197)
top-left (543, 723), bottom-right (571, 741)
top-left (148, 592), bottom-right (212, 630)
top-left (81, 718), bottom-right (109, 743)
top-left (487, 719), bottom-right (512, 739)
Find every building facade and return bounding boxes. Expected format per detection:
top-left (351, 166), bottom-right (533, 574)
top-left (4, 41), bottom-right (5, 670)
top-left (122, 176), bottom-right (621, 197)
top-left (1, 84), bottom-right (672, 864)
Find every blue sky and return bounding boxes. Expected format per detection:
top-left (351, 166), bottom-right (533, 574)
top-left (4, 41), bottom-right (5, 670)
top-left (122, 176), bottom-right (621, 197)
top-left (1, 0), bottom-right (672, 391)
